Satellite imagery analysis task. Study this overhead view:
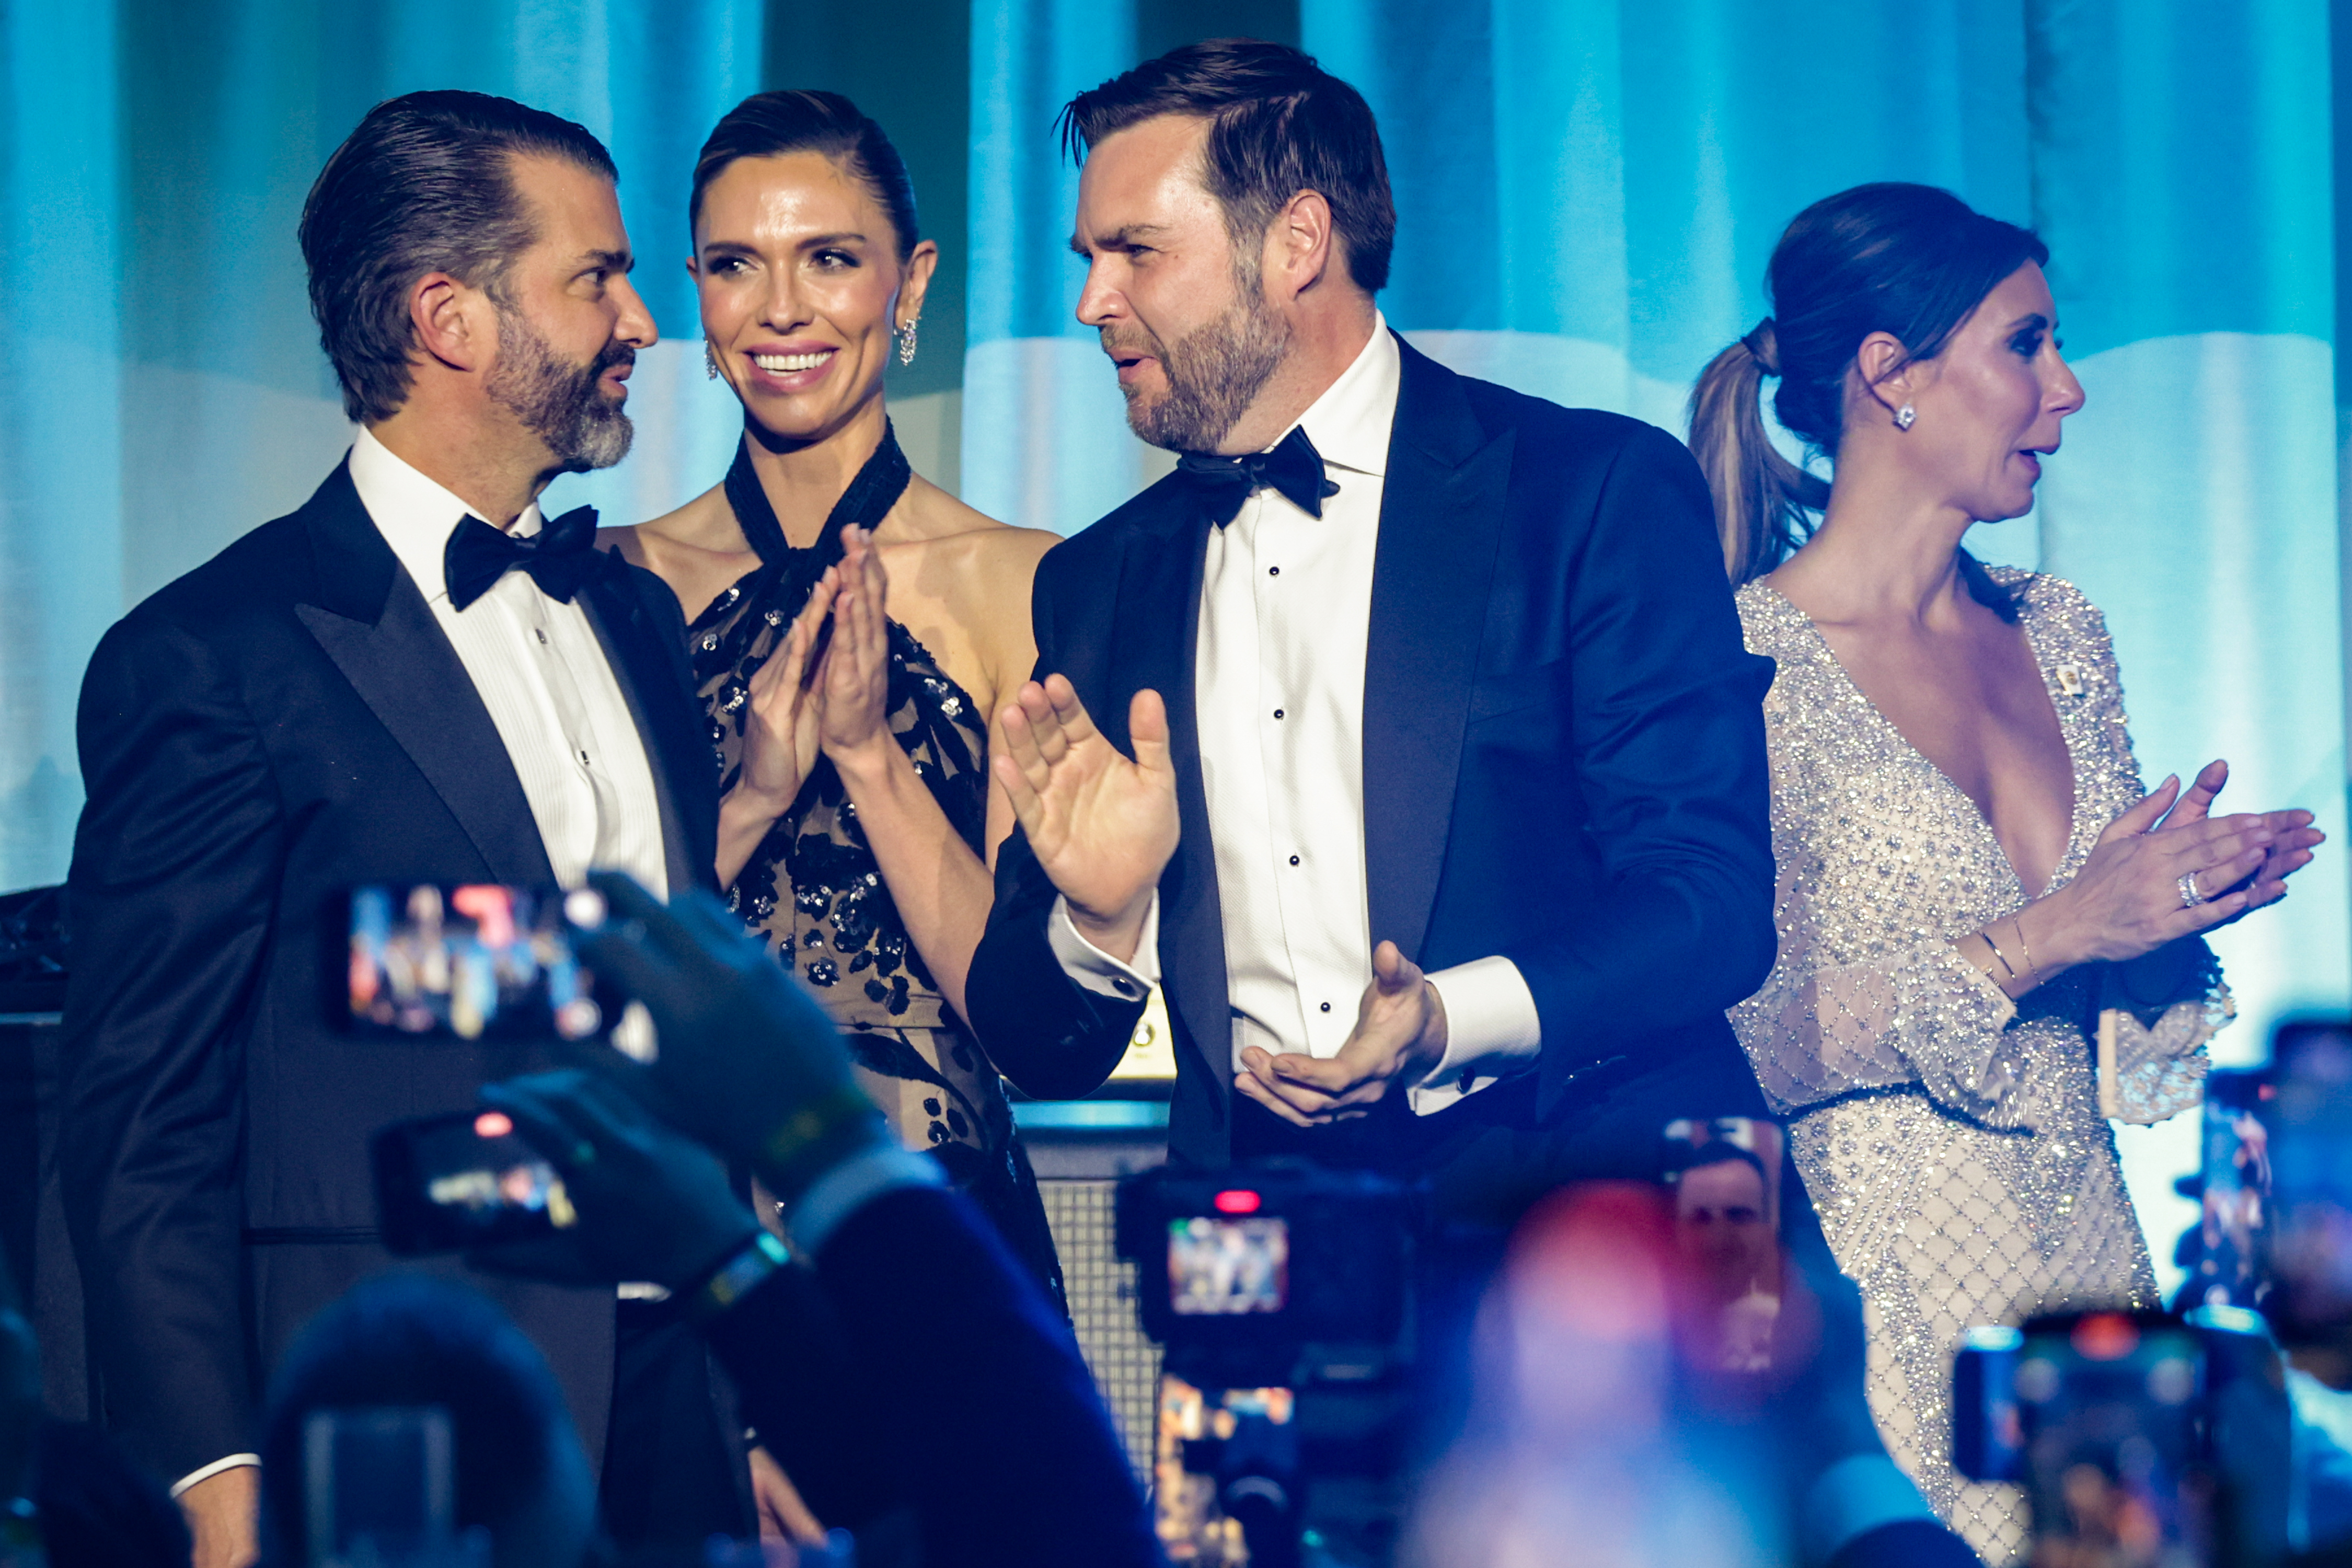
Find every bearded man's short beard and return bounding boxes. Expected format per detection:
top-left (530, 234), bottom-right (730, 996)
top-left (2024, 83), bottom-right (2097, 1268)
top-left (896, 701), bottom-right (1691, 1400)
top-left (1119, 259), bottom-right (1292, 453)
top-left (486, 304), bottom-right (636, 473)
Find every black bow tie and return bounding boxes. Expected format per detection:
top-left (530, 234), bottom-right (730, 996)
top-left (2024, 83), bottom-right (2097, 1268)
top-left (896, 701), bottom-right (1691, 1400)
top-left (443, 505), bottom-right (602, 610)
top-left (1174, 425), bottom-right (1342, 528)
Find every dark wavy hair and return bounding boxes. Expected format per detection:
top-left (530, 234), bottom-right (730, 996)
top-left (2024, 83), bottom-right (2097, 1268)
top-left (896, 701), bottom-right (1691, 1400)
top-left (690, 90), bottom-right (919, 261)
top-left (298, 90), bottom-right (617, 424)
top-left (1688, 182), bottom-right (2048, 585)
top-left (1059, 38), bottom-right (1395, 293)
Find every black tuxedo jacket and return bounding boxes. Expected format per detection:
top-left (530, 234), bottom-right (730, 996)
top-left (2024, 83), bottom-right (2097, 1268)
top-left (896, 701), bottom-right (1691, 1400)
top-left (967, 337), bottom-right (1780, 1184)
top-left (57, 461), bottom-right (717, 1484)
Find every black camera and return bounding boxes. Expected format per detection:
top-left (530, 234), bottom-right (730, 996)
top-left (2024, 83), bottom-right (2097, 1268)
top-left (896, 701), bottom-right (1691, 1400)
top-left (369, 1109), bottom-right (578, 1256)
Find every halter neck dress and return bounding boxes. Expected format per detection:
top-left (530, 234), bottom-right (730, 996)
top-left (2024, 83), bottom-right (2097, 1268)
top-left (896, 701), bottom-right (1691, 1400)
top-left (687, 426), bottom-right (1064, 1307)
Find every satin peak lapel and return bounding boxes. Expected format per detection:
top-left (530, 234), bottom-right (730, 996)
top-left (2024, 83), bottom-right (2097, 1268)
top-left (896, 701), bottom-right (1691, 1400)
top-left (294, 469), bottom-right (555, 889)
top-left (577, 563), bottom-right (717, 896)
top-left (1363, 344), bottom-right (1514, 964)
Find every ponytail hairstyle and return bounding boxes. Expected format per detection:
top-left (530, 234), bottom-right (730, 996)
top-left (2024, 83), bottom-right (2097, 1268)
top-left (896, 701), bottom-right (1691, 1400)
top-left (1689, 182), bottom-right (2049, 586)
top-left (691, 90), bottom-right (919, 261)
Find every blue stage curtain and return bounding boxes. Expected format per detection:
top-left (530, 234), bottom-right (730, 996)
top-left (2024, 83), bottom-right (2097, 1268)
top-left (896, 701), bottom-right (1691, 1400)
top-left (0, 0), bottom-right (761, 892)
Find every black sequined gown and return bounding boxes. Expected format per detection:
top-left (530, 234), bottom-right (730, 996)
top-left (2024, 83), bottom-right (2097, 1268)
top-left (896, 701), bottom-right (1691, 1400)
top-left (690, 429), bottom-right (1064, 1307)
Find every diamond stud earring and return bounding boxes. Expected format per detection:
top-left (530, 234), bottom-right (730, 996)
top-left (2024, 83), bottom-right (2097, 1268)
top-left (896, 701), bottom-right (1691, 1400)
top-left (1894, 402), bottom-right (1917, 431)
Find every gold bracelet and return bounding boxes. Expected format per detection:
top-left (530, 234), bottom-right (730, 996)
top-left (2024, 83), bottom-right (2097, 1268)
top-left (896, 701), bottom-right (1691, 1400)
top-left (1979, 929), bottom-right (2019, 981)
top-left (2011, 915), bottom-right (2042, 990)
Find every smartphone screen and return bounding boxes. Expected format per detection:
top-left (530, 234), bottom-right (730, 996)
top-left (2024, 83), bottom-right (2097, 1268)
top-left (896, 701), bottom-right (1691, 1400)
top-left (2189, 1067), bottom-right (2272, 1312)
top-left (301, 1406), bottom-right (479, 1567)
top-left (1663, 1117), bottom-right (1784, 1371)
top-left (2015, 1312), bottom-right (2210, 1566)
top-left (2262, 1020), bottom-right (2352, 1346)
top-left (344, 884), bottom-right (606, 1042)
top-left (1169, 1216), bottom-right (1290, 1317)
top-left (369, 1109), bottom-right (577, 1256)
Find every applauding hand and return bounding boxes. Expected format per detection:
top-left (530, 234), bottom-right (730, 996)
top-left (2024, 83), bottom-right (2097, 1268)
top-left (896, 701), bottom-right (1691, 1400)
top-left (994, 675), bottom-right (1179, 963)
top-left (2023, 765), bottom-right (2323, 973)
top-left (734, 566), bottom-right (840, 815)
top-left (815, 525), bottom-right (895, 770)
top-left (1237, 941), bottom-right (1449, 1127)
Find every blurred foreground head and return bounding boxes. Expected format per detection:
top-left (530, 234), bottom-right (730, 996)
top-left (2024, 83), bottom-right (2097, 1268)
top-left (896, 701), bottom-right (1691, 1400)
top-left (257, 1275), bottom-right (596, 1568)
top-left (1404, 1184), bottom-right (1778, 1568)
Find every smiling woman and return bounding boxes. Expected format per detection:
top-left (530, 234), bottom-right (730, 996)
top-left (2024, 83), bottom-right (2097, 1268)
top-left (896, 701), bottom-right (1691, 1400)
top-left (597, 93), bottom-right (1068, 1332)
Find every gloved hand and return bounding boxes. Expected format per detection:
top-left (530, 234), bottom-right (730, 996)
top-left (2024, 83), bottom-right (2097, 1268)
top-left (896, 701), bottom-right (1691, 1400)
top-left (478, 1068), bottom-right (759, 1292)
top-left (577, 871), bottom-right (891, 1204)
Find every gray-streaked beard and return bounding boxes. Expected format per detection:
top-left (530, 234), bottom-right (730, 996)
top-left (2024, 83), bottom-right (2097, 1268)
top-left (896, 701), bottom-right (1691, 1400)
top-left (1118, 278), bottom-right (1292, 453)
top-left (487, 306), bottom-right (636, 473)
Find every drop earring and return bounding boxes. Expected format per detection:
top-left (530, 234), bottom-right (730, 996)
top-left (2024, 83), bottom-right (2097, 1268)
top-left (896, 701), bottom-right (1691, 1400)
top-left (704, 340), bottom-right (721, 381)
top-left (1894, 402), bottom-right (1917, 431)
top-left (896, 317), bottom-right (919, 367)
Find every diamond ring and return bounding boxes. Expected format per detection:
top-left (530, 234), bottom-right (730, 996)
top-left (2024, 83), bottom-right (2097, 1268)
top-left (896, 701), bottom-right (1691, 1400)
top-left (2178, 872), bottom-right (2206, 909)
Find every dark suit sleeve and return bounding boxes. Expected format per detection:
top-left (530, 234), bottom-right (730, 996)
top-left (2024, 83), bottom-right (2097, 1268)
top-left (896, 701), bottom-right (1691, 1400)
top-left (58, 611), bottom-right (284, 1481)
top-left (1506, 424), bottom-right (1778, 1100)
top-left (965, 550), bottom-right (1147, 1100)
top-left (705, 1186), bottom-right (1159, 1567)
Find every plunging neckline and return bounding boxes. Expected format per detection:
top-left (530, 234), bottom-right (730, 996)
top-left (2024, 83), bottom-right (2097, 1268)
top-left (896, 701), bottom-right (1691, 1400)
top-left (1749, 578), bottom-right (2092, 902)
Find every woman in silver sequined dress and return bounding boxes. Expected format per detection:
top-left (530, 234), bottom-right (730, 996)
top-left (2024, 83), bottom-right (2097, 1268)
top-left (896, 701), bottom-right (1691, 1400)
top-left (603, 94), bottom-right (1067, 1315)
top-left (1688, 183), bottom-right (2324, 1561)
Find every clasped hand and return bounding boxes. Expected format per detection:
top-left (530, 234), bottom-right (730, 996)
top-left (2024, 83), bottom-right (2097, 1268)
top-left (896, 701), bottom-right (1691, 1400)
top-left (2036, 759), bottom-right (2323, 970)
top-left (734, 525), bottom-right (895, 815)
top-left (1237, 941), bottom-right (1450, 1128)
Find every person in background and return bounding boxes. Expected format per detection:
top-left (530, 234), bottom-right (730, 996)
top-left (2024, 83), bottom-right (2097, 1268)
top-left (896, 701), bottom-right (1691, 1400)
top-left (602, 90), bottom-right (1065, 1302)
top-left (58, 90), bottom-right (740, 1567)
top-left (1687, 180), bottom-right (2325, 1559)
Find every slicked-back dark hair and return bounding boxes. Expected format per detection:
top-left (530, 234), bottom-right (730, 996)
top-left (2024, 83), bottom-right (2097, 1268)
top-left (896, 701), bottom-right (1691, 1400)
top-left (691, 89), bottom-right (919, 261)
top-left (1688, 182), bottom-right (2048, 585)
top-left (299, 90), bottom-right (618, 424)
top-left (1059, 38), bottom-right (1394, 293)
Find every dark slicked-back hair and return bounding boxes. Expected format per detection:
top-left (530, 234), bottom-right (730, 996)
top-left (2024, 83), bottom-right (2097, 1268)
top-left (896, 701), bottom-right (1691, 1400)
top-left (299, 90), bottom-right (618, 424)
top-left (691, 89), bottom-right (919, 260)
top-left (1059, 39), bottom-right (1394, 293)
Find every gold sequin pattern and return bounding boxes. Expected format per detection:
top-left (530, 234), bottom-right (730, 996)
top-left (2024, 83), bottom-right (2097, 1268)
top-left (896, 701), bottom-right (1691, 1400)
top-left (1732, 570), bottom-right (2224, 1563)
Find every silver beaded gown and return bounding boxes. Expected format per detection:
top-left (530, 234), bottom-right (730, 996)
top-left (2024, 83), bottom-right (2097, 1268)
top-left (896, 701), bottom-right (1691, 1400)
top-left (1732, 569), bottom-right (2230, 1564)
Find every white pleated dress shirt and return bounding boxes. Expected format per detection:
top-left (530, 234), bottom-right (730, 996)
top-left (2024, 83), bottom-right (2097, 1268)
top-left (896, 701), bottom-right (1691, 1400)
top-left (172, 434), bottom-right (676, 1500)
top-left (1051, 319), bottom-right (1541, 1116)
top-left (349, 428), bottom-right (669, 901)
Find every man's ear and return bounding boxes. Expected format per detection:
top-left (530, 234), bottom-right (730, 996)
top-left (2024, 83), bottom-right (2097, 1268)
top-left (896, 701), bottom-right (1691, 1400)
top-left (1264, 188), bottom-right (1336, 304)
top-left (410, 272), bottom-right (489, 374)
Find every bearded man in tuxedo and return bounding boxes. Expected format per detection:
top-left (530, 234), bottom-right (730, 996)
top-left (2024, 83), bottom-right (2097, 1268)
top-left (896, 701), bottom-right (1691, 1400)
top-left (966, 41), bottom-right (1783, 1207)
top-left (59, 92), bottom-right (746, 1565)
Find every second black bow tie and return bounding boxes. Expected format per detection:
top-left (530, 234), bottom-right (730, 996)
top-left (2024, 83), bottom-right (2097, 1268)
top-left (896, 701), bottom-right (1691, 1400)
top-left (444, 504), bottom-right (603, 610)
top-left (1174, 425), bottom-right (1342, 528)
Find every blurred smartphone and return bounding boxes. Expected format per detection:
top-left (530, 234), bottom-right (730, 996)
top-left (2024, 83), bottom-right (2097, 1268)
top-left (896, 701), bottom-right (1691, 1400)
top-left (1662, 1117), bottom-right (1784, 1371)
top-left (2260, 1019), bottom-right (2352, 1347)
top-left (302, 1406), bottom-right (486, 1567)
top-left (2014, 1312), bottom-right (2212, 1566)
top-left (2187, 1067), bottom-right (2272, 1312)
top-left (341, 884), bottom-right (608, 1042)
top-left (370, 1109), bottom-right (577, 1256)
top-left (1951, 1324), bottom-right (2026, 1483)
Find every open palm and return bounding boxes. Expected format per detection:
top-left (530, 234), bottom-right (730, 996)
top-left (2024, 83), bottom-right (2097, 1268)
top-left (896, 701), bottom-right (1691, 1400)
top-left (994, 675), bottom-right (1178, 951)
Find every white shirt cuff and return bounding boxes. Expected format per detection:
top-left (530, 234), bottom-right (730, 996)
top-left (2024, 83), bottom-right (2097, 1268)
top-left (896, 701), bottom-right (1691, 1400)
top-left (171, 1452), bottom-right (260, 1498)
top-left (1408, 955), bottom-right (1542, 1116)
top-left (1046, 893), bottom-right (1162, 1001)
top-left (789, 1144), bottom-right (947, 1257)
